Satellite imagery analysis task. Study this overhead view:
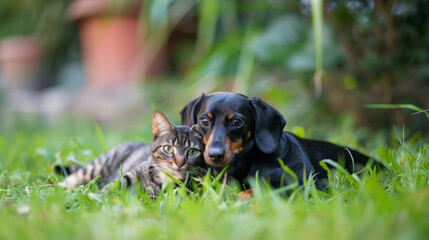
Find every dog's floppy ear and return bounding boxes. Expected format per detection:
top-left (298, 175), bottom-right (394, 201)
top-left (180, 93), bottom-right (205, 126)
top-left (250, 96), bottom-right (286, 154)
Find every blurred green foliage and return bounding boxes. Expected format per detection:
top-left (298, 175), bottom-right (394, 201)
top-left (0, 0), bottom-right (79, 79)
top-left (140, 0), bottom-right (428, 133)
top-left (1, 0), bottom-right (427, 132)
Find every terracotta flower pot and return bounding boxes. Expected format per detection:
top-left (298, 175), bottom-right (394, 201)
top-left (69, 0), bottom-right (167, 90)
top-left (0, 37), bottom-right (43, 89)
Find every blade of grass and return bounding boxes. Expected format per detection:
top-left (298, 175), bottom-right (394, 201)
top-left (194, 178), bottom-right (220, 203)
top-left (321, 159), bottom-right (360, 187)
top-left (94, 124), bottom-right (107, 153)
top-left (162, 171), bottom-right (184, 187)
top-left (105, 165), bottom-right (124, 193)
top-left (196, 0), bottom-right (220, 55)
top-left (272, 182), bottom-right (299, 195)
top-left (233, 27), bottom-right (257, 95)
top-left (311, 0), bottom-right (323, 97)
top-left (319, 160), bottom-right (333, 187)
top-left (278, 158), bottom-right (298, 185)
top-left (214, 164), bottom-right (229, 183)
top-left (364, 104), bottom-right (429, 119)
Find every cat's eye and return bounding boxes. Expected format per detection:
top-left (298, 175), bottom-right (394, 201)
top-left (187, 148), bottom-right (200, 157)
top-left (231, 119), bottom-right (243, 127)
top-left (200, 118), bottom-right (209, 127)
top-left (163, 145), bottom-right (174, 154)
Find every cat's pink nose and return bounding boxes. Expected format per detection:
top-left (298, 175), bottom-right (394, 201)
top-left (175, 156), bottom-right (186, 168)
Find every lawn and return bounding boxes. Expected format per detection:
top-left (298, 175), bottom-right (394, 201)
top-left (0, 113), bottom-right (428, 240)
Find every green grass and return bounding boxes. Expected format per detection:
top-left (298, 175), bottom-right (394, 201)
top-left (1, 115), bottom-right (428, 240)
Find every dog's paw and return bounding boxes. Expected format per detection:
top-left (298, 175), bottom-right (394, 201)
top-left (238, 189), bottom-right (253, 200)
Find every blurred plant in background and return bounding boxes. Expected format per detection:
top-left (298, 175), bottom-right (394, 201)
top-left (0, 0), bottom-right (78, 89)
top-left (150, 0), bottom-right (428, 135)
top-left (0, 0), bottom-right (427, 137)
top-left (322, 0), bottom-right (429, 131)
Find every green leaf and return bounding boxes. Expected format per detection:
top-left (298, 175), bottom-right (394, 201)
top-left (277, 158), bottom-right (298, 185)
top-left (163, 171), bottom-right (184, 187)
top-left (321, 159), bottom-right (360, 187)
top-left (319, 160), bottom-right (333, 187)
top-left (94, 124), bottom-right (107, 153)
top-left (214, 164), bottom-right (229, 183)
top-left (291, 126), bottom-right (306, 138)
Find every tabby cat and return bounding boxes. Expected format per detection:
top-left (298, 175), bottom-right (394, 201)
top-left (57, 111), bottom-right (206, 196)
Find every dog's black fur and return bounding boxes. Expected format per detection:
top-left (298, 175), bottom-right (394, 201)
top-left (180, 92), bottom-right (371, 190)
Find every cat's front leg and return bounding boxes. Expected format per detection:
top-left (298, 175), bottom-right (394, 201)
top-left (99, 166), bottom-right (163, 198)
top-left (118, 169), bottom-right (162, 198)
top-left (98, 170), bottom-right (137, 194)
top-left (139, 180), bottom-right (161, 198)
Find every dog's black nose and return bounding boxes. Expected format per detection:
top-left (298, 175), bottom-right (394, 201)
top-left (208, 147), bottom-right (225, 162)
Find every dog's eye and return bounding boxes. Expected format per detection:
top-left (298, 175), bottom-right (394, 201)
top-left (232, 119), bottom-right (243, 127)
top-left (200, 118), bottom-right (210, 127)
top-left (163, 145), bottom-right (174, 154)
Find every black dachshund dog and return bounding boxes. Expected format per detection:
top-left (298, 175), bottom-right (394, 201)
top-left (181, 92), bottom-right (371, 190)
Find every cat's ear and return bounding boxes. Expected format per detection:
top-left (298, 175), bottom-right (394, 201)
top-left (190, 124), bottom-right (203, 138)
top-left (152, 111), bottom-right (173, 139)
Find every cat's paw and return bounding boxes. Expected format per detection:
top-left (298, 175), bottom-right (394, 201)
top-left (57, 175), bottom-right (81, 187)
top-left (57, 181), bottom-right (76, 188)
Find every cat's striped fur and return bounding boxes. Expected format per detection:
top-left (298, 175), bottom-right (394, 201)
top-left (57, 111), bottom-right (206, 196)
top-left (57, 142), bottom-right (151, 187)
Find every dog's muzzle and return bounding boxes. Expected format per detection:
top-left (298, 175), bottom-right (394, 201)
top-left (208, 141), bottom-right (225, 163)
